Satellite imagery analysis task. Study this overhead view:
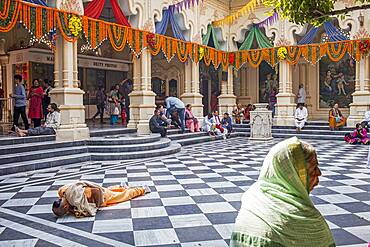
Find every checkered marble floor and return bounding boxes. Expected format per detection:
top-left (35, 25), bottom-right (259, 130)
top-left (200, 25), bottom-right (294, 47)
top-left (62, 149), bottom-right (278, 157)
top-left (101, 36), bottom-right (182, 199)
top-left (0, 137), bottom-right (369, 247)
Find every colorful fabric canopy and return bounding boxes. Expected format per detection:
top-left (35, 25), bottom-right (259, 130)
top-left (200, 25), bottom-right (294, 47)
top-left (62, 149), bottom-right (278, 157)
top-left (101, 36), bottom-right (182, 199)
top-left (84, 0), bottom-right (130, 27)
top-left (155, 8), bottom-right (186, 41)
top-left (298, 21), bottom-right (348, 45)
top-left (202, 25), bottom-right (221, 50)
top-left (239, 26), bottom-right (272, 50)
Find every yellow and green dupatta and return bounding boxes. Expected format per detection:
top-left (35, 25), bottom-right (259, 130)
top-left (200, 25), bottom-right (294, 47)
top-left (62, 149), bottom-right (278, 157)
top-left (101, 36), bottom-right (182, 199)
top-left (230, 137), bottom-right (335, 247)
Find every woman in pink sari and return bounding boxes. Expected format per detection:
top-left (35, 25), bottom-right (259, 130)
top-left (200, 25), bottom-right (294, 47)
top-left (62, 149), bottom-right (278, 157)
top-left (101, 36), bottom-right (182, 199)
top-left (185, 104), bottom-right (200, 132)
top-left (345, 123), bottom-right (370, 145)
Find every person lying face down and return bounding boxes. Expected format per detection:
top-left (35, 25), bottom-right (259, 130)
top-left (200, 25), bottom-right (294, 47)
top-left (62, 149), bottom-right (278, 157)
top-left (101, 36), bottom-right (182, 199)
top-left (52, 180), bottom-right (150, 217)
top-left (230, 137), bottom-right (335, 247)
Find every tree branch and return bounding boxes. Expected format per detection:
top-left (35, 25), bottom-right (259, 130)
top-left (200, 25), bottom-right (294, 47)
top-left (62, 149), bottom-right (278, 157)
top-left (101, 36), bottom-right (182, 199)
top-left (313, 4), bottom-right (370, 19)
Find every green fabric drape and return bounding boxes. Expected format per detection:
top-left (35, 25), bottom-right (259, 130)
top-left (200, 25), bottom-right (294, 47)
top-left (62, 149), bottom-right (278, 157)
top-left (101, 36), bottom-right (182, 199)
top-left (230, 137), bottom-right (335, 247)
top-left (239, 26), bottom-right (273, 50)
top-left (202, 25), bottom-right (221, 50)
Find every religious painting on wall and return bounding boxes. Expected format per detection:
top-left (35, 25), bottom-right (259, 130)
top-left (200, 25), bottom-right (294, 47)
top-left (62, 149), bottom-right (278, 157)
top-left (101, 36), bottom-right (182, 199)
top-left (258, 61), bottom-right (279, 104)
top-left (319, 54), bottom-right (355, 108)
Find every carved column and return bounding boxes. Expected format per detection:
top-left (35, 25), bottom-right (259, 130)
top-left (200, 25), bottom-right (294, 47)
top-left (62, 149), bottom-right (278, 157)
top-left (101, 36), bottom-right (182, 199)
top-left (274, 60), bottom-right (296, 126)
top-left (218, 66), bottom-right (236, 114)
top-left (50, 0), bottom-right (89, 141)
top-left (299, 62), bottom-right (311, 109)
top-left (347, 57), bottom-right (370, 126)
top-left (181, 62), bottom-right (203, 119)
top-left (127, 49), bottom-right (155, 134)
top-left (238, 67), bottom-right (252, 105)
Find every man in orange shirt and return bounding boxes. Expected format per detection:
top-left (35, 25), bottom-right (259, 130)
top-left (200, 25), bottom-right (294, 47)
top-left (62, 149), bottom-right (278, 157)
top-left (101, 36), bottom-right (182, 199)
top-left (52, 181), bottom-right (150, 217)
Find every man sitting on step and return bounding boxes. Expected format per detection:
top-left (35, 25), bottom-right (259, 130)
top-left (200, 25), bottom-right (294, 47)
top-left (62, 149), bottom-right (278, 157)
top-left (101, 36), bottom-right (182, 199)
top-left (16, 103), bottom-right (60, 137)
top-left (52, 180), bottom-right (150, 218)
top-left (149, 108), bottom-right (167, 137)
top-left (295, 103), bottom-right (308, 132)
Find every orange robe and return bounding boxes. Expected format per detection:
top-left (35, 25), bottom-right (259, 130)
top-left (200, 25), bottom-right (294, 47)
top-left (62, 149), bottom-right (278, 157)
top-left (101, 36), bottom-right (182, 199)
top-left (329, 108), bottom-right (346, 130)
top-left (58, 183), bottom-right (145, 209)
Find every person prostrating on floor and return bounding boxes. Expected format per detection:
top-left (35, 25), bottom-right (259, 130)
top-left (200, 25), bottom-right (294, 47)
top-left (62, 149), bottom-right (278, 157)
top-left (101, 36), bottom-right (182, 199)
top-left (16, 103), bottom-right (60, 137)
top-left (230, 137), bottom-right (335, 247)
top-left (52, 180), bottom-right (150, 217)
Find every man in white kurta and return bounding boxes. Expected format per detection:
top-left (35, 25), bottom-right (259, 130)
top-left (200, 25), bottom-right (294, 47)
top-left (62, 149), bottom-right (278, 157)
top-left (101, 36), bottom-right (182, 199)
top-left (297, 84), bottom-right (306, 105)
top-left (295, 104), bottom-right (308, 131)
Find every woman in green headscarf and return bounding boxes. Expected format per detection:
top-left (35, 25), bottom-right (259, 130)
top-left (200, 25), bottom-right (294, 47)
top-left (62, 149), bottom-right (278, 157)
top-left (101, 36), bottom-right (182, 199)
top-left (230, 137), bottom-right (335, 247)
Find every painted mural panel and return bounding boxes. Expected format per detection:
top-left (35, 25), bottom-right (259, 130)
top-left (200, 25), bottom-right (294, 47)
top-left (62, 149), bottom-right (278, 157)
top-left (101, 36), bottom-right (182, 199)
top-left (319, 55), bottom-right (355, 108)
top-left (258, 61), bottom-right (278, 103)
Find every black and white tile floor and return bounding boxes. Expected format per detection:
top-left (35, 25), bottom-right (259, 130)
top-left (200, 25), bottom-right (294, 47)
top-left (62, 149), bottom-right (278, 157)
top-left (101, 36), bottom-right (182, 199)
top-left (0, 137), bottom-right (369, 247)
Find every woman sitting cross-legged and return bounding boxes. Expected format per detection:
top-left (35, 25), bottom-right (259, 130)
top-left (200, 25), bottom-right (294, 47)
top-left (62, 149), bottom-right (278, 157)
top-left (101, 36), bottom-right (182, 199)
top-left (16, 103), bottom-right (60, 137)
top-left (344, 123), bottom-right (370, 145)
top-left (230, 137), bottom-right (335, 247)
top-left (329, 103), bottom-right (346, 130)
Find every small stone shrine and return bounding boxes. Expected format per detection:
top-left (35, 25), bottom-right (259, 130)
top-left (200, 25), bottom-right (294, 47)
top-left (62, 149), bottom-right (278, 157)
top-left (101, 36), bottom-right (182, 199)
top-left (249, 103), bottom-right (273, 141)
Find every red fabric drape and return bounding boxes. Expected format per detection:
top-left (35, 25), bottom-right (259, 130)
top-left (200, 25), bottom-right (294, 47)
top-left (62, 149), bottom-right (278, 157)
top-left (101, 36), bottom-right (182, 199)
top-left (84, 0), bottom-right (106, 19)
top-left (84, 0), bottom-right (131, 27)
top-left (110, 0), bottom-right (131, 27)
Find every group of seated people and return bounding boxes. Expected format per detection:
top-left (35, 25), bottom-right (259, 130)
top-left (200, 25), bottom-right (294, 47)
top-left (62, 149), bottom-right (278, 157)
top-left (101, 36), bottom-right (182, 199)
top-left (202, 110), bottom-right (233, 139)
top-left (294, 103), bottom-right (350, 132)
top-left (344, 111), bottom-right (370, 145)
top-left (232, 104), bottom-right (255, 124)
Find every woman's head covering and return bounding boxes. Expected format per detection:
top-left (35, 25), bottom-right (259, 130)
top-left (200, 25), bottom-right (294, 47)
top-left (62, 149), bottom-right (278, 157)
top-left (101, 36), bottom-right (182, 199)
top-left (231, 137), bottom-right (335, 247)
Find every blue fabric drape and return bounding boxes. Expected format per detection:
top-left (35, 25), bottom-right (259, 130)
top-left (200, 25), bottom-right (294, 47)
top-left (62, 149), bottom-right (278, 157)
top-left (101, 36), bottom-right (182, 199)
top-left (155, 8), bottom-right (186, 41)
top-left (324, 22), bottom-right (348, 42)
top-left (298, 27), bottom-right (318, 45)
top-left (24, 0), bottom-right (48, 6)
top-left (298, 22), bottom-right (348, 45)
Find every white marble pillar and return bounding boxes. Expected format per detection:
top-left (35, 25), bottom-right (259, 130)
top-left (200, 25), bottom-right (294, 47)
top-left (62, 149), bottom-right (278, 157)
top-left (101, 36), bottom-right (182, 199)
top-left (218, 66), bottom-right (236, 114)
top-left (50, 37), bottom-right (89, 141)
top-left (274, 60), bottom-right (296, 126)
top-left (181, 62), bottom-right (203, 119)
top-left (127, 49), bottom-right (156, 135)
top-left (347, 57), bottom-right (370, 127)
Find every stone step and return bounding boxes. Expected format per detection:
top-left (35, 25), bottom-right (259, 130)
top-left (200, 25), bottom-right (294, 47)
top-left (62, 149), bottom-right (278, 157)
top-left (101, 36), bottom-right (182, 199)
top-left (174, 132), bottom-right (240, 146)
top-left (168, 131), bottom-right (208, 141)
top-left (167, 129), bottom-right (190, 135)
top-left (90, 143), bottom-right (182, 160)
top-left (0, 135), bottom-right (55, 145)
top-left (89, 127), bottom-right (136, 137)
top-left (0, 153), bottom-right (91, 176)
top-left (88, 138), bottom-right (171, 152)
top-left (0, 140), bottom-right (84, 155)
top-left (271, 128), bottom-right (348, 136)
top-left (272, 132), bottom-right (343, 141)
top-left (0, 146), bottom-right (88, 165)
top-left (88, 134), bottom-right (161, 145)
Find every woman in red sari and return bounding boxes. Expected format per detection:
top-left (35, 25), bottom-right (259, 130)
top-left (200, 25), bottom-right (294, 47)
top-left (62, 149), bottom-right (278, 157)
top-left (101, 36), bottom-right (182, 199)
top-left (28, 79), bottom-right (44, 127)
top-left (329, 103), bottom-right (346, 131)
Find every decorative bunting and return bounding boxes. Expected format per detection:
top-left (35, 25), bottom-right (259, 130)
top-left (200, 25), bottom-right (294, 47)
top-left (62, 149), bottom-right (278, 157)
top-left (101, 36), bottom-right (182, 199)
top-left (213, 0), bottom-right (263, 26)
top-left (0, 0), bottom-right (368, 71)
top-left (169, 0), bottom-right (203, 13)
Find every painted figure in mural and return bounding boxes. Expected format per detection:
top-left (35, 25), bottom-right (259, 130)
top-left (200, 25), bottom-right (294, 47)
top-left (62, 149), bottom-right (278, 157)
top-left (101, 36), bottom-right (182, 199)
top-left (323, 70), bottom-right (333, 93)
top-left (263, 74), bottom-right (273, 101)
top-left (336, 73), bottom-right (349, 96)
top-left (271, 74), bottom-right (278, 90)
top-left (52, 180), bottom-right (150, 218)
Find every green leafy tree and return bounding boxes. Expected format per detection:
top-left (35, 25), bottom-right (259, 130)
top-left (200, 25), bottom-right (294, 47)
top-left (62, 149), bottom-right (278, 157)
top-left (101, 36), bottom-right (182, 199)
top-left (264, 0), bottom-right (370, 26)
